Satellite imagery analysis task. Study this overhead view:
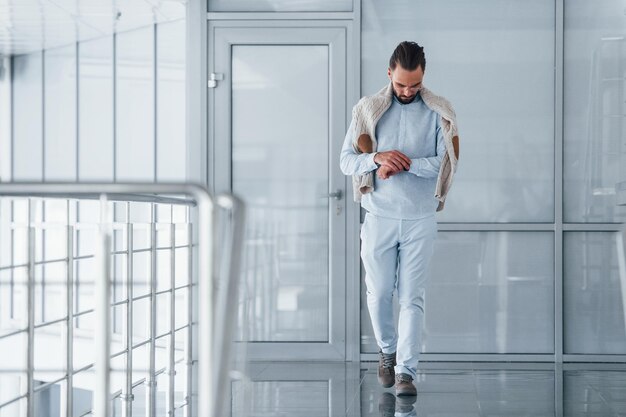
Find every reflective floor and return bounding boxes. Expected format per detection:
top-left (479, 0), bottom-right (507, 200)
top-left (230, 362), bottom-right (626, 416)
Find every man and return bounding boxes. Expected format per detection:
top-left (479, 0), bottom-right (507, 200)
top-left (340, 41), bottom-right (459, 396)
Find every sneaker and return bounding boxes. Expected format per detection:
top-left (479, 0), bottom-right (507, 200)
top-left (377, 350), bottom-right (396, 388)
top-left (395, 373), bottom-right (417, 396)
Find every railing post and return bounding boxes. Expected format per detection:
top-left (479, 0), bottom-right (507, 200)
top-left (168, 220), bottom-right (176, 416)
top-left (147, 204), bottom-right (157, 416)
top-left (62, 221), bottom-right (74, 417)
top-left (122, 202), bottom-right (134, 417)
top-left (94, 195), bottom-right (111, 417)
top-left (26, 199), bottom-right (34, 417)
top-left (198, 190), bottom-right (215, 417)
top-left (185, 221), bottom-right (193, 417)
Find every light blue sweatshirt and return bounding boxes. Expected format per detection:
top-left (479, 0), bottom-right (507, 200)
top-left (340, 92), bottom-right (445, 220)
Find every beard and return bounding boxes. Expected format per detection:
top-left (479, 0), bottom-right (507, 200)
top-left (393, 90), bottom-right (417, 104)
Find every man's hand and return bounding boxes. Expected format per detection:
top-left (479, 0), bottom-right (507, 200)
top-left (377, 165), bottom-right (399, 180)
top-left (374, 150), bottom-right (411, 172)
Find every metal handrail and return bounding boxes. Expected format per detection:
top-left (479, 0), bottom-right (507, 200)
top-left (0, 182), bottom-right (245, 417)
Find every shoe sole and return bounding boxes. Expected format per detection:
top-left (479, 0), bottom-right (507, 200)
top-left (396, 389), bottom-right (417, 397)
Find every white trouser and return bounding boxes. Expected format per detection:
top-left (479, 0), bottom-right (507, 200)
top-left (360, 212), bottom-right (437, 380)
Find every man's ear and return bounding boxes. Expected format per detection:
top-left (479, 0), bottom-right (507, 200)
top-left (387, 68), bottom-right (392, 80)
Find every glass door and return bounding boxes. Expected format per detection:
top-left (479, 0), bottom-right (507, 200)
top-left (210, 23), bottom-right (347, 360)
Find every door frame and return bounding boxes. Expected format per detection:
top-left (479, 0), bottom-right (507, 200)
top-left (207, 20), bottom-right (361, 361)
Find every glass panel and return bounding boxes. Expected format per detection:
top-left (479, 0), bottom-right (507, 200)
top-left (44, 44), bottom-right (76, 181)
top-left (157, 20), bottom-right (186, 182)
top-left (564, 371), bottom-right (626, 415)
top-left (12, 53), bottom-right (43, 181)
top-left (563, 0), bottom-right (626, 223)
top-left (564, 232), bottom-right (626, 354)
top-left (79, 36), bottom-right (114, 181)
top-left (116, 27), bottom-right (155, 181)
top-left (232, 45), bottom-right (329, 342)
top-left (361, 0), bottom-right (555, 222)
top-left (361, 232), bottom-right (555, 353)
top-left (209, 0), bottom-right (351, 12)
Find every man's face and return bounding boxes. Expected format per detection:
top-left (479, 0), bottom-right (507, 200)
top-left (387, 65), bottom-right (424, 104)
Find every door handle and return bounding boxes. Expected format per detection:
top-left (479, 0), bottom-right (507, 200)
top-left (327, 189), bottom-right (343, 200)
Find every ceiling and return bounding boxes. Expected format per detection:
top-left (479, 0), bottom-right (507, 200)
top-left (0, 0), bottom-right (187, 56)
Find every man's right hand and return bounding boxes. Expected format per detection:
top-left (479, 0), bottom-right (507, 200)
top-left (374, 150), bottom-right (411, 172)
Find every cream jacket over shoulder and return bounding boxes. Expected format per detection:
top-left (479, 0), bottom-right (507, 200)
top-left (350, 82), bottom-right (460, 212)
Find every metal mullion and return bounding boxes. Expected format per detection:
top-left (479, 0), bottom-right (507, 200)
top-left (9, 201), bottom-right (14, 318)
top-left (113, 33), bottom-right (117, 183)
top-left (122, 203), bottom-right (134, 417)
top-left (562, 223), bottom-right (623, 231)
top-left (437, 223), bottom-right (556, 231)
top-left (563, 354), bottom-right (626, 362)
top-left (147, 204), bottom-right (157, 417)
top-left (555, 0), bottom-right (565, 367)
top-left (26, 199), bottom-right (34, 417)
top-left (41, 202), bottom-right (46, 325)
top-left (168, 221), bottom-right (176, 416)
top-left (153, 22), bottom-right (157, 184)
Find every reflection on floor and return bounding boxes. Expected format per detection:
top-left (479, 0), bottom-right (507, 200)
top-left (230, 362), bottom-right (626, 416)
